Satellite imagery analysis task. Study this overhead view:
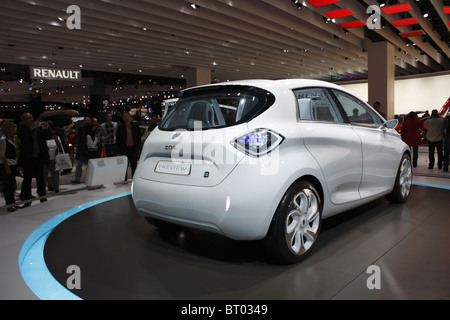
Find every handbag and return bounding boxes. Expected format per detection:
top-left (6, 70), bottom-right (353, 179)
top-left (55, 141), bottom-right (73, 171)
top-left (46, 139), bottom-right (58, 160)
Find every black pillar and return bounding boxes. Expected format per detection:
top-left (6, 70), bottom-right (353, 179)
top-left (28, 93), bottom-right (45, 119)
top-left (89, 72), bottom-right (109, 118)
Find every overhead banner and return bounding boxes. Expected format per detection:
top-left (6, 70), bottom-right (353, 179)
top-left (30, 66), bottom-right (82, 81)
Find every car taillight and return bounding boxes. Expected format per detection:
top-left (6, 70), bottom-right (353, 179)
top-left (232, 128), bottom-right (284, 157)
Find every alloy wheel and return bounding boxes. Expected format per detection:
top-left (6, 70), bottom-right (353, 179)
top-left (284, 189), bottom-right (321, 255)
top-left (399, 157), bottom-right (412, 198)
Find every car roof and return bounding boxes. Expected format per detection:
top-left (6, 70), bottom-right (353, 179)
top-left (183, 79), bottom-right (354, 96)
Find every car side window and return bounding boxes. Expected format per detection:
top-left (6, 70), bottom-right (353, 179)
top-left (332, 90), bottom-right (383, 127)
top-left (294, 88), bottom-right (343, 123)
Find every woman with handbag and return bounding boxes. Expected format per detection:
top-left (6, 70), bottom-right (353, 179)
top-left (42, 121), bottom-right (61, 193)
top-left (0, 120), bottom-right (19, 212)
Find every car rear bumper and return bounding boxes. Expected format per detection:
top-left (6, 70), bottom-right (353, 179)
top-left (132, 158), bottom-right (285, 240)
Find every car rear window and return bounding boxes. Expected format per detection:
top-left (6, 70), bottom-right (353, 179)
top-left (159, 85), bottom-right (275, 131)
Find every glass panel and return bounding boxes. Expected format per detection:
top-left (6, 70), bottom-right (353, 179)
top-left (294, 88), bottom-right (342, 123)
top-left (159, 86), bottom-right (274, 131)
top-left (333, 90), bottom-right (383, 127)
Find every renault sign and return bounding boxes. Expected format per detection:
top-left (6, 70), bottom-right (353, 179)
top-left (30, 66), bottom-right (82, 81)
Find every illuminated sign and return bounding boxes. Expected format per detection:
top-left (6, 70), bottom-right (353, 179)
top-left (30, 66), bottom-right (82, 81)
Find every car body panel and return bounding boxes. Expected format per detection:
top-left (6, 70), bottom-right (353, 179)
top-left (353, 125), bottom-right (402, 198)
top-left (299, 122), bottom-right (363, 205)
top-left (138, 124), bottom-right (247, 187)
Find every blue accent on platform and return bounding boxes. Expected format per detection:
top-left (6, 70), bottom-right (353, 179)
top-left (18, 192), bottom-right (131, 300)
top-left (412, 182), bottom-right (450, 191)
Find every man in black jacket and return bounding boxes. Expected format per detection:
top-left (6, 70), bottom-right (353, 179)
top-left (17, 112), bottom-right (49, 207)
top-left (116, 112), bottom-right (141, 179)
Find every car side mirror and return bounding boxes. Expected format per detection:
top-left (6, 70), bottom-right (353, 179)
top-left (380, 119), bottom-right (399, 131)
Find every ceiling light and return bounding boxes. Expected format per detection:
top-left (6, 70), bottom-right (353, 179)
top-left (325, 9), bottom-right (354, 19)
top-left (381, 3), bottom-right (412, 15)
top-left (190, 3), bottom-right (199, 10)
top-left (400, 30), bottom-right (426, 38)
top-left (307, 0), bottom-right (339, 7)
top-left (392, 18), bottom-right (419, 27)
top-left (339, 21), bottom-right (366, 29)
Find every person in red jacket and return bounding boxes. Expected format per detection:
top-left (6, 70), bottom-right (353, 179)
top-left (401, 111), bottom-right (427, 168)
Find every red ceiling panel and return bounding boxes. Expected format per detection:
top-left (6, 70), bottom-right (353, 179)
top-left (325, 9), bottom-right (354, 19)
top-left (306, 0), bottom-right (339, 7)
top-left (400, 30), bottom-right (426, 38)
top-left (339, 21), bottom-right (366, 29)
top-left (443, 7), bottom-right (450, 14)
top-left (381, 3), bottom-right (412, 15)
top-left (392, 18), bottom-right (419, 27)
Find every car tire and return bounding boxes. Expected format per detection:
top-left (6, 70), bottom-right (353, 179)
top-left (386, 153), bottom-right (412, 203)
top-left (264, 180), bottom-right (322, 264)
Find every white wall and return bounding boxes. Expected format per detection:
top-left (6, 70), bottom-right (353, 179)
top-left (339, 83), bottom-right (369, 103)
top-left (340, 73), bottom-right (450, 116)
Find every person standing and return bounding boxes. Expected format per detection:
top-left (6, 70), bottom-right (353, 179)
top-left (85, 123), bottom-right (101, 159)
top-left (401, 112), bottom-right (426, 168)
top-left (0, 121), bottom-right (19, 212)
top-left (424, 109), bottom-right (445, 170)
top-left (443, 113), bottom-right (450, 172)
top-left (100, 113), bottom-right (118, 157)
top-left (17, 113), bottom-right (49, 207)
top-left (42, 120), bottom-right (62, 193)
top-left (373, 101), bottom-right (386, 119)
top-left (116, 112), bottom-right (141, 179)
top-left (72, 117), bottom-right (90, 184)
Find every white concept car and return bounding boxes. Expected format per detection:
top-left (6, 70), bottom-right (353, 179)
top-left (132, 79), bottom-right (411, 263)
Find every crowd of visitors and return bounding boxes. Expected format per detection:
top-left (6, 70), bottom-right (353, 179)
top-left (400, 109), bottom-right (450, 172)
top-left (0, 111), bottom-right (158, 212)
